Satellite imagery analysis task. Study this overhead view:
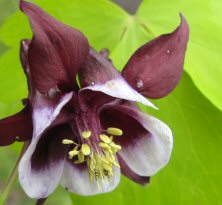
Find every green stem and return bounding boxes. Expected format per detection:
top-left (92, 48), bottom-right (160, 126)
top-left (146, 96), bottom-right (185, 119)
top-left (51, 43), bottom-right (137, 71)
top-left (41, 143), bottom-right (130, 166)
top-left (0, 142), bottom-right (30, 205)
top-left (35, 198), bottom-right (47, 205)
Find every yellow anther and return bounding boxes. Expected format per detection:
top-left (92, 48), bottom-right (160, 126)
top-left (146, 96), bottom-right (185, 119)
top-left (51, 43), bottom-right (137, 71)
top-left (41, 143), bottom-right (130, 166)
top-left (112, 148), bottom-right (118, 154)
top-left (100, 134), bottom-right (112, 144)
top-left (99, 142), bottom-right (111, 150)
top-left (82, 131), bottom-right (92, 139)
top-left (62, 139), bottom-right (74, 144)
top-left (107, 127), bottom-right (123, 136)
top-left (109, 142), bottom-right (121, 150)
top-left (69, 150), bottom-right (79, 159)
top-left (78, 152), bottom-right (85, 163)
top-left (81, 144), bottom-right (91, 155)
top-left (89, 161), bottom-right (95, 170)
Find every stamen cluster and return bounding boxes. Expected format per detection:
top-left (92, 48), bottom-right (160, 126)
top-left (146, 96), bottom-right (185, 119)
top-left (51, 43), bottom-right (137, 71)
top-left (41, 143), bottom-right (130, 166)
top-left (62, 127), bottom-right (123, 185)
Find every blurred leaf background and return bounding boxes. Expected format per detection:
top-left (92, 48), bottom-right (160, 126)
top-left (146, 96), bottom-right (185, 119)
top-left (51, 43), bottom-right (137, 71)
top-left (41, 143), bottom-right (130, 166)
top-left (0, 0), bottom-right (222, 204)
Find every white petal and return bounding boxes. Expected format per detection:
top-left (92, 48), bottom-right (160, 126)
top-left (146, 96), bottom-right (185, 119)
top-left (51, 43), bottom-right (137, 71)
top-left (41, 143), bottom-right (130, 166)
top-left (119, 113), bottom-right (173, 176)
top-left (81, 78), bottom-right (157, 109)
top-left (18, 149), bottom-right (65, 198)
top-left (60, 161), bottom-right (121, 196)
top-left (32, 92), bottom-right (73, 138)
top-left (18, 92), bottom-right (72, 198)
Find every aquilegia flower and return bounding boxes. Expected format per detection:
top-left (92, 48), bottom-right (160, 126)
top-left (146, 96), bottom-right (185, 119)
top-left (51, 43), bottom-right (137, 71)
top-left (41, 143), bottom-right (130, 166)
top-left (0, 0), bottom-right (189, 199)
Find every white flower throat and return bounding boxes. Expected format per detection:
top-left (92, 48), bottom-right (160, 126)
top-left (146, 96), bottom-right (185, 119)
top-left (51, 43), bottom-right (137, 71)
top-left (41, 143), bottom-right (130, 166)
top-left (62, 127), bottom-right (123, 185)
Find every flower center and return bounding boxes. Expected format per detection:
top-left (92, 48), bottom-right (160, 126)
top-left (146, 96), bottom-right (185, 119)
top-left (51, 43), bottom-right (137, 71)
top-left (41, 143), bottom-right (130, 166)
top-left (62, 127), bottom-right (123, 185)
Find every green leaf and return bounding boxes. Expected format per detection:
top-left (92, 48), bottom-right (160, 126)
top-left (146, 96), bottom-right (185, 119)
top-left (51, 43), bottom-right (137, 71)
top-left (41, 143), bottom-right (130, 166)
top-left (0, 0), bottom-right (19, 55)
top-left (0, 0), bottom-right (18, 25)
top-left (0, 0), bottom-right (129, 51)
top-left (0, 48), bottom-right (27, 103)
top-left (70, 73), bottom-right (222, 205)
top-left (137, 0), bottom-right (222, 111)
top-left (45, 187), bottom-right (72, 205)
top-left (110, 15), bottom-right (153, 70)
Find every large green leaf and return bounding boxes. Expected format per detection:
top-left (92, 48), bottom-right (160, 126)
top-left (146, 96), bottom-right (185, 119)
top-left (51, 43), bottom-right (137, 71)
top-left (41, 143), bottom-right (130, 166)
top-left (110, 14), bottom-right (152, 69)
top-left (0, 48), bottom-right (27, 103)
top-left (0, 0), bottom-right (18, 25)
top-left (0, 0), bottom-right (128, 51)
top-left (0, 0), bottom-right (18, 55)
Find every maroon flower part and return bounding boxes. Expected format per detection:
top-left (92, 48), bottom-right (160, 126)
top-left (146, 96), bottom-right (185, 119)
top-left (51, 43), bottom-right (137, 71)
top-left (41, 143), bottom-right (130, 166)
top-left (0, 0), bottom-right (189, 199)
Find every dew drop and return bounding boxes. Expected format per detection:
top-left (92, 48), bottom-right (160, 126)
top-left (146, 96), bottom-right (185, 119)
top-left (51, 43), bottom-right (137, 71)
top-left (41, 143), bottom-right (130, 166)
top-left (48, 86), bottom-right (60, 98)
top-left (137, 80), bottom-right (144, 88)
top-left (166, 49), bottom-right (171, 54)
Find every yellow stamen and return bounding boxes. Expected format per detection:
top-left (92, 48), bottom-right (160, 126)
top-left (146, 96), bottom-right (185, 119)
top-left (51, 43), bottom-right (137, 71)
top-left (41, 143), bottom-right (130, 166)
top-left (78, 152), bottom-right (85, 163)
top-left (100, 134), bottom-right (112, 144)
top-left (99, 142), bottom-right (111, 150)
top-left (62, 139), bottom-right (74, 144)
top-left (100, 157), bottom-right (110, 164)
top-left (69, 149), bottom-right (79, 159)
top-left (106, 155), bottom-right (115, 163)
top-left (62, 139), bottom-right (79, 146)
top-left (103, 163), bottom-right (112, 172)
top-left (107, 127), bottom-right (123, 136)
top-left (81, 143), bottom-right (91, 155)
top-left (82, 131), bottom-right (92, 139)
top-left (63, 129), bottom-right (122, 186)
top-left (109, 142), bottom-right (121, 150)
top-left (113, 161), bottom-right (120, 168)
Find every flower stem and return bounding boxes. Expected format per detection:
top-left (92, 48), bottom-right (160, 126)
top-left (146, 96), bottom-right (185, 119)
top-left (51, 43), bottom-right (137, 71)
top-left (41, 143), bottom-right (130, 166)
top-left (0, 141), bottom-right (30, 205)
top-left (35, 198), bottom-right (47, 205)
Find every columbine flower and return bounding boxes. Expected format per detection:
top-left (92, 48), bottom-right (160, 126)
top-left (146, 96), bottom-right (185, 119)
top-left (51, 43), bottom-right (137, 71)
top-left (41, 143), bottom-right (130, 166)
top-left (0, 0), bottom-right (189, 199)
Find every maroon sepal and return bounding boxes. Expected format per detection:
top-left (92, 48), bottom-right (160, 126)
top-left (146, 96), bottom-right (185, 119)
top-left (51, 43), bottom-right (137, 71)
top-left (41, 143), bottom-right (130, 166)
top-left (122, 15), bottom-right (189, 99)
top-left (20, 0), bottom-right (89, 93)
top-left (0, 105), bottom-right (33, 146)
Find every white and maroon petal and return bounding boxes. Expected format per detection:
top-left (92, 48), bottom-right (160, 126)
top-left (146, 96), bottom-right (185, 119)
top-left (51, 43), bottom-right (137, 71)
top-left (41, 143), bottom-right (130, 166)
top-left (118, 155), bottom-right (150, 185)
top-left (119, 115), bottom-right (173, 176)
top-left (100, 103), bottom-right (173, 176)
top-left (78, 49), bottom-right (157, 109)
top-left (32, 91), bottom-right (72, 138)
top-left (18, 124), bottom-right (72, 198)
top-left (60, 161), bottom-right (121, 196)
top-left (18, 92), bottom-right (72, 198)
top-left (80, 78), bottom-right (157, 109)
top-left (122, 15), bottom-right (189, 99)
